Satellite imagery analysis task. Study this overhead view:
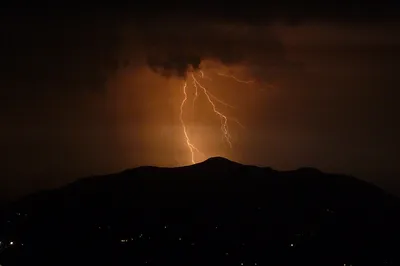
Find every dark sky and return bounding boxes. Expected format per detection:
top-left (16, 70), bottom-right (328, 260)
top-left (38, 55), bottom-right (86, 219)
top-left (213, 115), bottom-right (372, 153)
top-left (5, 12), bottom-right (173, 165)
top-left (1, 2), bottom-right (400, 199)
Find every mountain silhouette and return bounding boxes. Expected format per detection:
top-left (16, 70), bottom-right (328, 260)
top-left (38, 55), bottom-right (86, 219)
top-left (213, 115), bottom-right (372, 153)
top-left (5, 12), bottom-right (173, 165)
top-left (1, 157), bottom-right (400, 266)
top-left (199, 156), bottom-right (242, 166)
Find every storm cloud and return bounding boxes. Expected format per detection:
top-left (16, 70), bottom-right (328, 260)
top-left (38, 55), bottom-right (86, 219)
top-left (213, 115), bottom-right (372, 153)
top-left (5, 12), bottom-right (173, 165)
top-left (1, 1), bottom-right (398, 91)
top-left (138, 21), bottom-right (294, 79)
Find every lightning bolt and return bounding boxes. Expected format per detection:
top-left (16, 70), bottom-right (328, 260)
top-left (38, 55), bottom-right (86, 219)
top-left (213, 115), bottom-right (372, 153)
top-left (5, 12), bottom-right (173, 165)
top-left (192, 76), bottom-right (198, 112)
top-left (217, 72), bottom-right (255, 84)
top-left (191, 73), bottom-right (232, 148)
top-left (179, 69), bottom-right (256, 165)
top-left (217, 71), bottom-right (275, 91)
top-left (179, 81), bottom-right (202, 164)
top-left (198, 70), bottom-right (212, 81)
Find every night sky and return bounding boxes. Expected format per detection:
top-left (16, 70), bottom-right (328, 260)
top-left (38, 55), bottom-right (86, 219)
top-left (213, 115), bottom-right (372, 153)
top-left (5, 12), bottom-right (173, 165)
top-left (1, 2), bottom-right (400, 199)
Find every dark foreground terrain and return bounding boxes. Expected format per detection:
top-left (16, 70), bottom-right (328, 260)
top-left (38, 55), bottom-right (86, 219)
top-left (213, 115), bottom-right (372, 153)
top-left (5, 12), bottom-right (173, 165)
top-left (1, 157), bottom-right (400, 265)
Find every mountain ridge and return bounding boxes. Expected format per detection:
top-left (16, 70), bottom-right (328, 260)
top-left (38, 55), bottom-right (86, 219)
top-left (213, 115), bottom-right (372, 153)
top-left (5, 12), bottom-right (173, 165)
top-left (4, 156), bottom-right (394, 210)
top-left (1, 157), bottom-right (400, 265)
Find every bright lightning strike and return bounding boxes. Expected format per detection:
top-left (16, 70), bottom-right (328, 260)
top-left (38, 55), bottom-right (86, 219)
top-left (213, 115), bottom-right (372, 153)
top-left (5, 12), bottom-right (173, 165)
top-left (192, 77), bottom-right (198, 112)
top-left (198, 70), bottom-right (212, 81)
top-left (191, 73), bottom-right (232, 148)
top-left (217, 72), bottom-right (255, 84)
top-left (179, 69), bottom-right (255, 165)
top-left (179, 81), bottom-right (202, 164)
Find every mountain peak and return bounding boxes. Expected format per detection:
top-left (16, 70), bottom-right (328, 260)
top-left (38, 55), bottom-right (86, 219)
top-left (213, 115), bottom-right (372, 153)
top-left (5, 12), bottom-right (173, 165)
top-left (198, 157), bottom-right (242, 167)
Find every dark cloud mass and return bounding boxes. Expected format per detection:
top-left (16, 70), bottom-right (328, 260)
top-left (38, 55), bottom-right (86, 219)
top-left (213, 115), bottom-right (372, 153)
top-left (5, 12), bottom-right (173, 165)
top-left (1, 1), bottom-right (399, 87)
top-left (146, 54), bottom-right (202, 78)
top-left (138, 21), bottom-right (295, 80)
top-left (0, 14), bottom-right (297, 87)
